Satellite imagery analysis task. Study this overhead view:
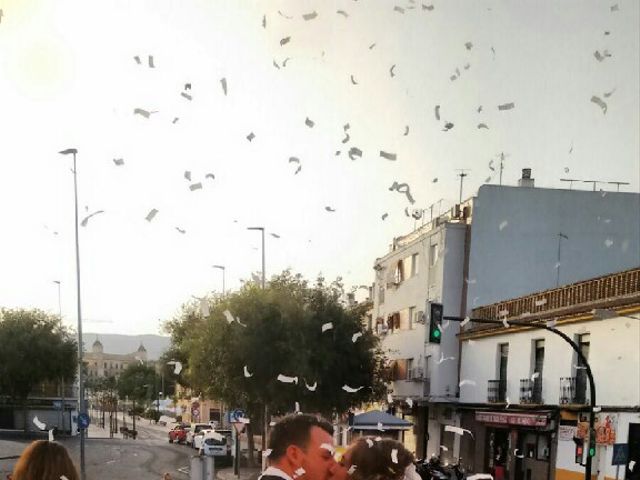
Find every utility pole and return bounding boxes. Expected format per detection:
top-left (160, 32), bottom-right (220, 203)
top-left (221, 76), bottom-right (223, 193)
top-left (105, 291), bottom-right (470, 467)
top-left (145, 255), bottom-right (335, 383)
top-left (456, 170), bottom-right (470, 204)
top-left (54, 280), bottom-right (65, 434)
top-left (498, 152), bottom-right (507, 185)
top-left (556, 233), bottom-right (569, 287)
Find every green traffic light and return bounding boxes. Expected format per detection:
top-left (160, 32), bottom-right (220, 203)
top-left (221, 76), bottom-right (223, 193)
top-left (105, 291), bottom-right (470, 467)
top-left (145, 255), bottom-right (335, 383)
top-left (589, 447), bottom-right (596, 457)
top-left (433, 330), bottom-right (441, 338)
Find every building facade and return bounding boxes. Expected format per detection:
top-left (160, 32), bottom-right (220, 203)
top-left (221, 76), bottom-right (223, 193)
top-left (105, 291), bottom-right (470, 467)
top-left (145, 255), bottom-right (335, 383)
top-left (457, 268), bottom-right (640, 480)
top-left (84, 338), bottom-right (148, 379)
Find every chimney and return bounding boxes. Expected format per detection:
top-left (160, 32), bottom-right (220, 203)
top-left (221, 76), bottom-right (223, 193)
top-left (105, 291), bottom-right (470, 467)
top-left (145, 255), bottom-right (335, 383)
top-left (518, 168), bottom-right (535, 188)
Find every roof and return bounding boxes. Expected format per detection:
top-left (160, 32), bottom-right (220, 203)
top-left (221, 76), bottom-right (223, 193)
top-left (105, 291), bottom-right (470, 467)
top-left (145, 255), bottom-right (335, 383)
top-left (351, 410), bottom-right (412, 431)
top-left (137, 343), bottom-right (147, 352)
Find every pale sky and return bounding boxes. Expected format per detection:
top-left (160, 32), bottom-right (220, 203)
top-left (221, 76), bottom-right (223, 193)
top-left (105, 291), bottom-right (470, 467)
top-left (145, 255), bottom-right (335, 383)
top-left (0, 0), bottom-right (638, 335)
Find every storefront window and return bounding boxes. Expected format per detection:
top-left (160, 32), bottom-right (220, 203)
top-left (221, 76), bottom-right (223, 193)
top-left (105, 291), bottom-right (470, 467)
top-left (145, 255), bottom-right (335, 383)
top-left (536, 434), bottom-right (550, 461)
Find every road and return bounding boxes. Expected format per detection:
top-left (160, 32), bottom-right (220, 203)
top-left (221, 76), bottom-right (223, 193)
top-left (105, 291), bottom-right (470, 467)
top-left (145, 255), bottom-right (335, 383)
top-left (1, 418), bottom-right (193, 479)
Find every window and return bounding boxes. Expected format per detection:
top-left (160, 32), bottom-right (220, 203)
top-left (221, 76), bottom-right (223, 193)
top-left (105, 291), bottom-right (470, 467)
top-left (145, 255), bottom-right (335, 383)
top-left (408, 307), bottom-right (416, 329)
top-left (499, 344), bottom-right (509, 382)
top-left (533, 339), bottom-right (545, 376)
top-left (394, 260), bottom-right (405, 283)
top-left (536, 434), bottom-right (550, 461)
top-left (429, 244), bottom-right (439, 266)
top-left (387, 312), bottom-right (401, 331)
top-left (411, 253), bottom-right (419, 277)
top-left (104, 362), bottom-right (107, 369)
top-left (378, 285), bottom-right (385, 304)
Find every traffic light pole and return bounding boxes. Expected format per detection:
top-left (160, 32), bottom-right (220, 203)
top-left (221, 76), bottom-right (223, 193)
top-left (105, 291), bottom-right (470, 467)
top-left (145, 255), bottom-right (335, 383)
top-left (445, 315), bottom-right (597, 480)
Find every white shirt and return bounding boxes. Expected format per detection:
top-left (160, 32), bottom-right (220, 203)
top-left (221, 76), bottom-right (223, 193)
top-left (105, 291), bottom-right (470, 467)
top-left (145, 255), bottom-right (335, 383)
top-left (260, 466), bottom-right (295, 480)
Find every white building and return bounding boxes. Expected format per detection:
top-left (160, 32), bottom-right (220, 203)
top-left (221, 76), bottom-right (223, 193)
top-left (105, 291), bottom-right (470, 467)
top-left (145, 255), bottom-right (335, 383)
top-left (371, 203), bottom-right (471, 458)
top-left (457, 267), bottom-right (640, 480)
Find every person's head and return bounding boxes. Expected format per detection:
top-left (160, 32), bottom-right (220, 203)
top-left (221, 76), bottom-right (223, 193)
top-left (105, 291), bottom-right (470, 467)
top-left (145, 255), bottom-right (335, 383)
top-left (267, 414), bottom-right (337, 480)
top-left (12, 440), bottom-right (79, 480)
top-left (334, 437), bottom-right (414, 480)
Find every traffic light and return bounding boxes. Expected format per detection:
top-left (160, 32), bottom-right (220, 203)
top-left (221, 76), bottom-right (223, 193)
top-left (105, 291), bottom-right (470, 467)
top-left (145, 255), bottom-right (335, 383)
top-left (573, 436), bottom-right (584, 464)
top-left (428, 302), bottom-right (443, 344)
top-left (588, 428), bottom-right (596, 457)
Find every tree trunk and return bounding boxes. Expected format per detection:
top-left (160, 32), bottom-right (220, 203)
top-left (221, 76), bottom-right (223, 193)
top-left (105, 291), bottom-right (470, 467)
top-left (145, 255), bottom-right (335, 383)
top-left (247, 420), bottom-right (256, 467)
top-left (22, 399), bottom-right (28, 433)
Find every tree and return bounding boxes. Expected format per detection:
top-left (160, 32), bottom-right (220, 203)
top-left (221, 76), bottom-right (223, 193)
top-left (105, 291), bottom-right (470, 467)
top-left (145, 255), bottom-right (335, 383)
top-left (116, 363), bottom-right (159, 406)
top-left (0, 308), bottom-right (77, 431)
top-left (164, 270), bottom-right (388, 450)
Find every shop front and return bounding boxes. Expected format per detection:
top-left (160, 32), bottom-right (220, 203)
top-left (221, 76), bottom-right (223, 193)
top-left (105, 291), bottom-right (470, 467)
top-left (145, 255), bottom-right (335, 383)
top-left (475, 411), bottom-right (555, 480)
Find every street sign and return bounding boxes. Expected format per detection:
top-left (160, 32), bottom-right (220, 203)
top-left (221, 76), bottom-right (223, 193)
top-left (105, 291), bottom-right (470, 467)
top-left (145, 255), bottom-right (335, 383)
top-left (227, 409), bottom-right (246, 423)
top-left (78, 413), bottom-right (90, 429)
top-left (612, 444), bottom-right (628, 466)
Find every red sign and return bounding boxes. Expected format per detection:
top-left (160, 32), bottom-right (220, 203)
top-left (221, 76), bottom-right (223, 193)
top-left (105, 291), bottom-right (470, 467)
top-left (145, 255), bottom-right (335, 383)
top-left (475, 411), bottom-right (549, 427)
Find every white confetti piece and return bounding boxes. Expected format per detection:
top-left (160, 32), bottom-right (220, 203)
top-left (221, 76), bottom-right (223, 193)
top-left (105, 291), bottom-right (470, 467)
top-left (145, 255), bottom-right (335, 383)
top-left (505, 397), bottom-right (511, 408)
top-left (277, 374), bottom-right (298, 384)
top-left (223, 310), bottom-right (236, 324)
top-left (322, 322), bottom-right (333, 333)
top-left (294, 467), bottom-right (306, 478)
top-left (48, 429), bottom-right (54, 441)
top-left (387, 393), bottom-right (393, 404)
top-left (591, 95), bottom-right (607, 114)
top-left (80, 210), bottom-right (105, 227)
top-left (302, 11), bottom-right (318, 21)
top-left (514, 448), bottom-right (524, 459)
top-left (348, 465), bottom-right (357, 475)
top-left (238, 417), bottom-right (250, 424)
top-left (189, 182), bottom-right (202, 191)
top-left (204, 430), bottom-right (225, 441)
top-left (605, 239), bottom-right (613, 248)
top-left (304, 380), bottom-right (317, 392)
top-left (499, 220), bottom-right (508, 231)
top-left (546, 318), bottom-right (557, 328)
top-left (461, 316), bottom-right (471, 327)
top-left (113, 158), bottom-right (124, 166)
top-left (263, 449), bottom-right (273, 457)
top-left (498, 102), bottom-right (515, 111)
top-left (320, 443), bottom-right (335, 455)
top-left (366, 438), bottom-right (374, 447)
top-left (628, 460), bottom-right (636, 471)
top-left (377, 422), bottom-right (384, 431)
top-left (380, 151), bottom-right (397, 161)
top-left (593, 406), bottom-right (602, 412)
top-left (167, 361), bottom-right (183, 375)
top-left (33, 416), bottom-right (46, 430)
top-left (445, 425), bottom-right (474, 438)
top-left (535, 298), bottom-right (547, 306)
top-left (406, 398), bottom-right (413, 408)
top-left (391, 448), bottom-right (398, 464)
top-left (244, 365), bottom-right (253, 378)
top-left (459, 379), bottom-right (476, 387)
top-left (295, 402), bottom-right (300, 413)
top-left (145, 209), bottom-right (158, 222)
top-left (531, 372), bottom-right (540, 381)
top-left (342, 385), bottom-right (364, 393)
top-left (352, 332), bottom-right (363, 343)
top-left (502, 318), bottom-right (510, 328)
top-left (440, 445), bottom-right (448, 451)
top-left (437, 353), bottom-right (456, 364)
top-left (269, 421), bottom-right (276, 427)
top-left (374, 436), bottom-right (382, 442)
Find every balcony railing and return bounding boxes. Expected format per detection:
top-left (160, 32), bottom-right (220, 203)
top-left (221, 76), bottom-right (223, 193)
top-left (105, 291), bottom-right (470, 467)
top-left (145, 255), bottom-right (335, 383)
top-left (520, 378), bottom-right (543, 404)
top-left (559, 376), bottom-right (588, 404)
top-left (488, 379), bottom-right (507, 403)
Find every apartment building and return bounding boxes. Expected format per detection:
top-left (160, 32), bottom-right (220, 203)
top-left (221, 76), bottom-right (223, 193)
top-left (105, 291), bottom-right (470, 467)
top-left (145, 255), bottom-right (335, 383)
top-left (457, 268), bottom-right (640, 480)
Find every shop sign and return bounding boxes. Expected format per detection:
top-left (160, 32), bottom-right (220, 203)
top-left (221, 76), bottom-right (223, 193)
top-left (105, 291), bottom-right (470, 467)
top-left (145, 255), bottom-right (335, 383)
top-left (475, 411), bottom-right (549, 427)
top-left (558, 425), bottom-right (577, 441)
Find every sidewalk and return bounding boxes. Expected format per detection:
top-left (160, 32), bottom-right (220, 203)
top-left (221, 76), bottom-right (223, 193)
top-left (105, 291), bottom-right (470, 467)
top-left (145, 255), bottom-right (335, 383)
top-left (216, 466), bottom-right (261, 480)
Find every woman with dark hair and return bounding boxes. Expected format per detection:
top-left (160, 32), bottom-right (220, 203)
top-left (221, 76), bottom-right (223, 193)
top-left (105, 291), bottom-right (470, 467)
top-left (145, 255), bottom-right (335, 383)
top-left (11, 440), bottom-right (79, 480)
top-left (335, 437), bottom-right (418, 480)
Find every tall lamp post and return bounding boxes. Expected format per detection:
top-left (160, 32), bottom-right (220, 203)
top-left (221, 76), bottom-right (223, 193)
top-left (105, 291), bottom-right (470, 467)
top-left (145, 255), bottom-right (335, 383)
top-left (53, 280), bottom-right (65, 434)
top-left (212, 265), bottom-right (226, 296)
top-left (58, 148), bottom-right (86, 480)
top-left (445, 313), bottom-right (597, 480)
top-left (247, 227), bottom-right (266, 469)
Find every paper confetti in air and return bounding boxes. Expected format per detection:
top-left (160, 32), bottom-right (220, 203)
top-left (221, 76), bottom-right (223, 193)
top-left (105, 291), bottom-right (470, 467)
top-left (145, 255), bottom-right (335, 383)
top-left (535, 298), bottom-right (547, 306)
top-left (243, 365), bottom-right (253, 378)
top-left (342, 385), bottom-right (364, 393)
top-left (605, 239), bottom-right (613, 248)
top-left (387, 393), bottom-right (393, 404)
top-left (514, 449), bottom-right (524, 459)
top-left (440, 445), bottom-right (448, 451)
top-left (461, 316), bottom-right (471, 327)
top-left (499, 220), bottom-right (508, 231)
top-left (498, 102), bottom-right (515, 111)
top-left (391, 448), bottom-right (398, 464)
top-left (348, 465), bottom-right (357, 475)
top-left (189, 182), bottom-right (203, 191)
top-left (294, 468), bottom-right (306, 477)
top-left (377, 422), bottom-right (384, 431)
top-left (48, 429), bottom-right (54, 441)
top-left (502, 318), bottom-right (510, 328)
top-left (223, 310), bottom-right (236, 324)
top-left (531, 372), bottom-right (540, 381)
top-left (305, 380), bottom-right (317, 391)
top-left (546, 318), bottom-right (557, 328)
top-left (444, 425), bottom-right (474, 438)
top-left (145, 209), bottom-right (158, 222)
top-left (366, 438), bottom-right (374, 447)
top-left (277, 374), bottom-right (298, 384)
top-left (406, 398), bottom-right (413, 408)
top-left (167, 361), bottom-right (183, 375)
top-left (33, 416), bottom-right (46, 430)
top-left (459, 379), bottom-right (476, 387)
top-left (352, 332), bottom-right (362, 343)
top-left (263, 449), bottom-right (273, 457)
top-left (295, 402), bottom-right (300, 413)
top-left (380, 151), bottom-right (397, 161)
top-left (322, 322), bottom-right (333, 333)
top-left (628, 460), bottom-right (635, 471)
top-left (269, 421), bottom-right (276, 427)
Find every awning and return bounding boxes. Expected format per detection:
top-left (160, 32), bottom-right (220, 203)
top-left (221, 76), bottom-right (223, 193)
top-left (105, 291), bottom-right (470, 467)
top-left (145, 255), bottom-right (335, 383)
top-left (351, 410), bottom-right (413, 431)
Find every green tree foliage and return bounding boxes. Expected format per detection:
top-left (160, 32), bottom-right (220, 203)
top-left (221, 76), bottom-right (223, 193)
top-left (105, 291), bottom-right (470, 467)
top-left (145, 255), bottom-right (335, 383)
top-left (164, 271), bottom-right (387, 419)
top-left (116, 363), bottom-right (160, 406)
top-left (0, 308), bottom-right (77, 402)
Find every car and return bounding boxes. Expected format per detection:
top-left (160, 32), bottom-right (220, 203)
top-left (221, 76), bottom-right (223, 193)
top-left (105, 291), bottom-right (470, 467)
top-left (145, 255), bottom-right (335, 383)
top-left (193, 429), bottom-right (213, 450)
top-left (186, 423), bottom-right (211, 448)
top-left (168, 424), bottom-right (190, 444)
top-left (202, 429), bottom-right (233, 462)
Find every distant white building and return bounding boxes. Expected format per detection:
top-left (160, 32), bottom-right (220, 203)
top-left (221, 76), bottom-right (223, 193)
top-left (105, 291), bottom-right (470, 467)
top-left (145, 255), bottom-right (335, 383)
top-left (372, 202), bottom-right (471, 458)
top-left (457, 268), bottom-right (640, 480)
top-left (84, 337), bottom-right (148, 379)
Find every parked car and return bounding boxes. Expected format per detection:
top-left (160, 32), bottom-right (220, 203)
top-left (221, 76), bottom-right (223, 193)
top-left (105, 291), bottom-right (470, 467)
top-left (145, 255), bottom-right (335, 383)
top-left (193, 429), bottom-right (213, 450)
top-left (168, 424), bottom-right (190, 444)
top-left (186, 423), bottom-right (211, 447)
top-left (202, 429), bottom-right (232, 462)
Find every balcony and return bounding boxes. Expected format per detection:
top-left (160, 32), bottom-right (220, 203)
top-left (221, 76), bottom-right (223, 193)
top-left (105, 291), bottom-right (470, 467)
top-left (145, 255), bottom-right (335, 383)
top-left (559, 376), bottom-right (588, 404)
top-left (488, 379), bottom-right (507, 403)
top-left (520, 378), bottom-right (543, 404)
top-left (407, 367), bottom-right (424, 382)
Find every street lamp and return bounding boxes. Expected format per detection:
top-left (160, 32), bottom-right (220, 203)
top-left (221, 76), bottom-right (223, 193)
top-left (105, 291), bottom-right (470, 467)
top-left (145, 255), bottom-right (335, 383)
top-left (58, 147), bottom-right (86, 480)
top-left (447, 313), bottom-right (597, 480)
top-left (212, 265), bottom-right (226, 296)
top-left (53, 280), bottom-right (65, 434)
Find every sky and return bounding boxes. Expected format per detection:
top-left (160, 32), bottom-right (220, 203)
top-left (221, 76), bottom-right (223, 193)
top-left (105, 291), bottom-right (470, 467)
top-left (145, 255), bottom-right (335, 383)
top-left (0, 0), bottom-right (638, 335)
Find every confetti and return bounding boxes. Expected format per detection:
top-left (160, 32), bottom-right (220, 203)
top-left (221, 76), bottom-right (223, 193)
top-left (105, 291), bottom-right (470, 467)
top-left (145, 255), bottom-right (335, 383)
top-left (440, 445), bottom-right (448, 451)
top-left (604, 239), bottom-right (613, 248)
top-left (499, 220), bottom-right (508, 231)
top-left (148, 55), bottom-right (155, 68)
top-left (48, 429), bottom-right (54, 442)
top-left (302, 11), bottom-right (318, 21)
top-left (377, 422), bottom-right (384, 431)
top-left (189, 183), bottom-right (203, 191)
top-left (590, 95), bottom-right (607, 114)
top-left (348, 147), bottom-right (362, 160)
top-left (502, 318), bottom-right (510, 328)
top-left (277, 374), bottom-right (298, 384)
top-left (133, 108), bottom-right (157, 118)
top-left (322, 322), bottom-right (333, 333)
top-left (423, 4), bottom-right (435, 10)
top-left (366, 438), bottom-right (374, 447)
top-left (113, 158), bottom-right (124, 166)
top-left (388, 181), bottom-right (415, 204)
top-left (294, 468), bottom-right (306, 477)
top-left (531, 372), bottom-right (540, 381)
top-left (263, 449), bottom-right (273, 457)
top-left (342, 385), bottom-right (364, 393)
top-left (387, 393), bottom-right (393, 403)
top-left (133, 56), bottom-right (141, 65)
top-left (460, 316), bottom-right (471, 327)
top-left (167, 361), bottom-right (183, 375)
top-left (459, 379), bottom-right (476, 387)
top-left (181, 92), bottom-right (192, 101)
top-left (406, 398), bottom-right (413, 408)
top-left (394, 6), bottom-right (405, 13)
top-left (603, 88), bottom-right (616, 98)
top-left (305, 380), bottom-right (317, 391)
top-left (444, 425), bottom-right (474, 438)
top-left (628, 460), bottom-right (636, 471)
top-left (269, 421), bottom-right (276, 427)
top-left (498, 102), bottom-right (515, 111)
top-left (337, 10), bottom-right (349, 17)
top-left (80, 210), bottom-right (105, 227)
top-left (436, 352), bottom-right (455, 364)
top-left (593, 406), bottom-right (602, 412)
top-left (220, 78), bottom-right (228, 96)
top-left (33, 416), bottom-right (46, 430)
top-left (246, 132), bottom-right (256, 142)
top-left (547, 318), bottom-right (557, 328)
top-left (352, 332), bottom-right (363, 342)
top-left (514, 449), bottom-right (524, 459)
top-left (145, 209), bottom-right (159, 222)
top-left (477, 123), bottom-right (489, 129)
top-left (391, 448), bottom-right (398, 464)
top-left (295, 402), bottom-right (300, 413)
top-left (305, 117), bottom-right (315, 128)
top-left (205, 173), bottom-right (215, 180)
top-left (380, 151), bottom-right (397, 161)
top-left (381, 213), bottom-right (389, 220)
top-left (535, 298), bottom-right (547, 307)
top-left (435, 105), bottom-right (441, 120)
top-left (348, 465), bottom-right (357, 475)
top-left (325, 206), bottom-right (336, 212)
top-left (443, 122), bottom-right (454, 131)
top-left (350, 75), bottom-right (358, 85)
top-left (390, 65), bottom-right (396, 77)
top-left (280, 37), bottom-right (291, 46)
top-left (244, 365), bottom-right (253, 378)
top-left (465, 41), bottom-right (473, 50)
top-left (172, 117), bottom-right (179, 124)
top-left (594, 50), bottom-right (612, 62)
